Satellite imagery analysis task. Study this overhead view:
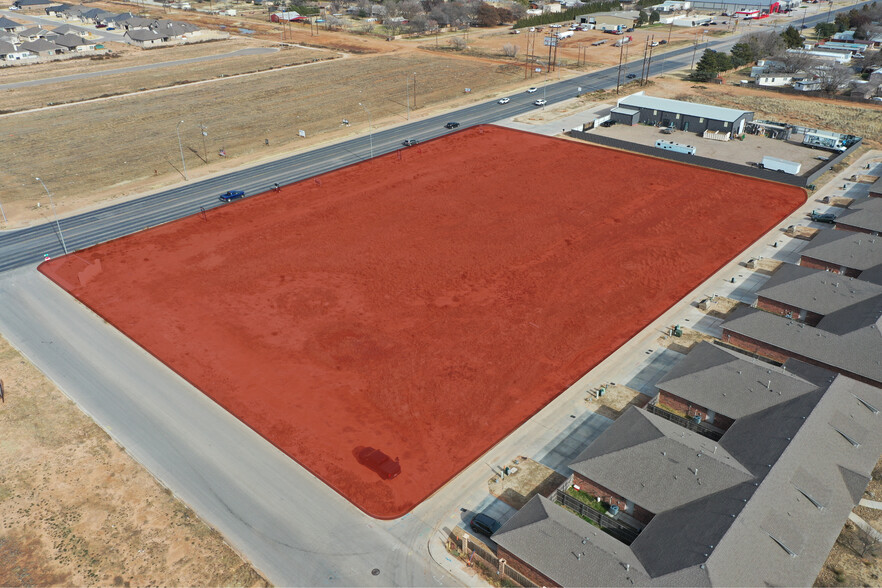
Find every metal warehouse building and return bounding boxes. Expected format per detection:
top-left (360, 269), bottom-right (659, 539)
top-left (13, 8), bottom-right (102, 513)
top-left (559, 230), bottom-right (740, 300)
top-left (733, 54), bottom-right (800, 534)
top-left (686, 0), bottom-right (799, 12)
top-left (612, 91), bottom-right (754, 134)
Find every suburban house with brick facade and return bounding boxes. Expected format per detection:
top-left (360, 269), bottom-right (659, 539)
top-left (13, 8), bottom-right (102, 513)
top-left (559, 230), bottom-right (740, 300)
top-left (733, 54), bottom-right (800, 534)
top-left (653, 341), bottom-right (822, 431)
top-left (798, 228), bottom-right (882, 279)
top-left (492, 360), bottom-right (882, 587)
top-left (721, 302), bottom-right (882, 387)
top-left (754, 263), bottom-right (882, 326)
top-left (835, 197), bottom-right (882, 235)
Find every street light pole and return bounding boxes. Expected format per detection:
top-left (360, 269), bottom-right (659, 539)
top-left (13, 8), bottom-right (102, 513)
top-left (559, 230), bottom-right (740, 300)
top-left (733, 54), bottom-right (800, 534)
top-left (36, 177), bottom-right (68, 255)
top-left (0, 196), bottom-right (6, 223)
top-left (358, 102), bottom-right (373, 159)
top-left (176, 120), bottom-right (188, 181)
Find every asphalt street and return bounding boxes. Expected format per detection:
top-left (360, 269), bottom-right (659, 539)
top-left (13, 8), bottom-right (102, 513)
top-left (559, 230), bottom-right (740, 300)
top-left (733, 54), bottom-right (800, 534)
top-left (1, 9), bottom-right (128, 43)
top-left (0, 2), bottom-right (857, 273)
top-left (0, 46), bottom-right (279, 90)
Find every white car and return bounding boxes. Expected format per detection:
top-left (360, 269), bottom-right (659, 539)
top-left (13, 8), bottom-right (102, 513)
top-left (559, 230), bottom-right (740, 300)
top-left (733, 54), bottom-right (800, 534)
top-left (534, 99), bottom-right (547, 106)
top-left (527, 87), bottom-right (538, 93)
top-left (498, 97), bottom-right (510, 104)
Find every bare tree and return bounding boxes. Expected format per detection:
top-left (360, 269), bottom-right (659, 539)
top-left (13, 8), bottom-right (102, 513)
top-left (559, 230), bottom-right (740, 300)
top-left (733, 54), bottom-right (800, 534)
top-left (840, 525), bottom-right (881, 559)
top-left (502, 42), bottom-right (518, 58)
top-left (360, 21), bottom-right (375, 33)
top-left (399, 0), bottom-right (424, 19)
top-left (325, 15), bottom-right (343, 29)
top-left (777, 50), bottom-right (819, 73)
top-left (430, 6), bottom-right (449, 27)
top-left (745, 31), bottom-right (783, 60)
top-left (814, 63), bottom-right (856, 93)
top-left (449, 36), bottom-right (467, 50)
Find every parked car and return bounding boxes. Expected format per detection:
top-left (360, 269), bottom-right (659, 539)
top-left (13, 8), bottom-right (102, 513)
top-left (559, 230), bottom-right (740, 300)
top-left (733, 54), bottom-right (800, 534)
top-left (810, 211), bottom-right (836, 223)
top-left (355, 447), bottom-right (401, 479)
top-left (106, 26), bottom-right (115, 30)
top-left (219, 190), bottom-right (245, 202)
top-left (402, 139), bottom-right (419, 146)
top-left (96, 23), bottom-right (107, 28)
top-left (659, 39), bottom-right (667, 44)
top-left (498, 97), bottom-right (510, 104)
top-left (509, 29), bottom-right (520, 33)
top-left (526, 87), bottom-right (538, 93)
top-left (534, 98), bottom-right (547, 106)
top-left (626, 73), bottom-right (637, 79)
top-left (469, 513), bottom-right (501, 536)
top-left (445, 122), bottom-right (460, 129)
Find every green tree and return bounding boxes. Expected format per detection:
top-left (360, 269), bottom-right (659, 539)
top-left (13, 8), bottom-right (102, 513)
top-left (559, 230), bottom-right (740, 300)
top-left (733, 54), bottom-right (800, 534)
top-left (692, 49), bottom-right (733, 81)
top-left (814, 22), bottom-right (836, 38)
top-left (780, 25), bottom-right (803, 48)
top-left (729, 42), bottom-right (757, 67)
top-left (649, 9), bottom-right (660, 23)
top-left (635, 10), bottom-right (648, 26)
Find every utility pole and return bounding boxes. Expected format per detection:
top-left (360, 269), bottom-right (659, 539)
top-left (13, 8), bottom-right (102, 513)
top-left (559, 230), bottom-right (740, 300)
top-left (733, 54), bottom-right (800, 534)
top-left (616, 39), bottom-right (625, 93)
top-left (801, 5), bottom-right (807, 29)
top-left (358, 102), bottom-right (373, 159)
top-left (690, 31), bottom-right (700, 71)
top-left (645, 37), bottom-right (656, 84)
top-left (406, 75), bottom-right (409, 120)
top-left (412, 72), bottom-right (416, 109)
top-left (640, 36), bottom-right (649, 83)
top-left (175, 120), bottom-right (188, 180)
top-left (36, 177), bottom-right (68, 255)
top-left (200, 122), bottom-right (208, 163)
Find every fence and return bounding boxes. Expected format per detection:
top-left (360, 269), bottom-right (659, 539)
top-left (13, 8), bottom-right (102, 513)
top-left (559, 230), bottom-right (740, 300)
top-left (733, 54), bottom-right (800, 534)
top-left (643, 400), bottom-right (723, 441)
top-left (553, 490), bottom-right (640, 544)
top-left (568, 130), bottom-right (806, 186)
top-left (447, 528), bottom-right (538, 587)
top-left (569, 129), bottom-right (863, 188)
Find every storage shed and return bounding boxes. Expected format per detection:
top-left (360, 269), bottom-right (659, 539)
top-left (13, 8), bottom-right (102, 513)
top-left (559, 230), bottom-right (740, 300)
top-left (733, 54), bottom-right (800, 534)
top-left (610, 106), bottom-right (639, 126)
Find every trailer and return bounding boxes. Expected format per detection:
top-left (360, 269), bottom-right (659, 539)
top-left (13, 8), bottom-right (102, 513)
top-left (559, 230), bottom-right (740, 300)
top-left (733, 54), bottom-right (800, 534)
top-left (613, 35), bottom-right (632, 47)
top-left (655, 140), bottom-right (695, 155)
top-left (760, 156), bottom-right (801, 174)
top-left (557, 30), bottom-right (574, 39)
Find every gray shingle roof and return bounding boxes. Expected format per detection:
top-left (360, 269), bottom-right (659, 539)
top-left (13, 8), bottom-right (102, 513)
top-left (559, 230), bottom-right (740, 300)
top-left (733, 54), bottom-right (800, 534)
top-left (618, 91), bottom-right (752, 123)
top-left (19, 38), bottom-right (61, 52)
top-left (0, 16), bottom-right (25, 30)
top-left (721, 305), bottom-right (882, 386)
top-left (124, 28), bottom-right (162, 41)
top-left (755, 262), bottom-right (882, 318)
top-left (836, 197), bottom-right (882, 233)
top-left (18, 26), bottom-right (49, 37)
top-left (0, 40), bottom-right (22, 54)
top-left (570, 408), bottom-right (752, 513)
top-left (52, 32), bottom-right (92, 47)
top-left (655, 341), bottom-right (825, 420)
top-left (800, 227), bottom-right (882, 272)
top-left (50, 24), bottom-right (84, 35)
top-left (496, 372), bottom-right (882, 587)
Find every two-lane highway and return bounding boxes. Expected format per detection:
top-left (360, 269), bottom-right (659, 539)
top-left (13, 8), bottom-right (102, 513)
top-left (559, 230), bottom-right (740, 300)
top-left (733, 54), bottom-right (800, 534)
top-left (0, 5), bottom-right (856, 270)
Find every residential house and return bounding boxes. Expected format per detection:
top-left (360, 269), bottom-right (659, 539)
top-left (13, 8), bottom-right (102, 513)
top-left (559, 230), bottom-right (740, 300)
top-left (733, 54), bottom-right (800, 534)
top-left (18, 37), bottom-right (63, 55)
top-left (0, 39), bottom-right (35, 61)
top-left (798, 227), bottom-right (882, 278)
top-left (793, 77), bottom-right (823, 91)
top-left (17, 26), bottom-right (51, 41)
top-left (12, 0), bottom-right (56, 8)
top-left (494, 357), bottom-right (882, 586)
top-left (754, 262), bottom-right (882, 325)
top-left (53, 32), bottom-right (96, 51)
top-left (123, 28), bottom-right (163, 46)
top-left (0, 16), bottom-right (26, 33)
top-left (835, 197), bottom-right (882, 235)
top-left (50, 23), bottom-right (86, 36)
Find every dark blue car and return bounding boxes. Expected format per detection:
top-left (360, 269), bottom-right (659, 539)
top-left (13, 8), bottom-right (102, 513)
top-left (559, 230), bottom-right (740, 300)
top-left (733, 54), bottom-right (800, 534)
top-left (219, 190), bottom-right (245, 202)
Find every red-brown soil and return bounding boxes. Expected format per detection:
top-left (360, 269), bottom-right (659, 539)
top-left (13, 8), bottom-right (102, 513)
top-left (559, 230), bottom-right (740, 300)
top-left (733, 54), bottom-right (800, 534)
top-left (38, 125), bottom-right (805, 518)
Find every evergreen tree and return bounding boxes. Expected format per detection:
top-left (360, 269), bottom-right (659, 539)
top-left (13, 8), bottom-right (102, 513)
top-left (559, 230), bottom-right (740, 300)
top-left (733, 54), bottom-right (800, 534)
top-left (729, 42), bottom-right (756, 67)
top-left (649, 9), bottom-right (660, 23)
top-left (780, 25), bottom-right (803, 48)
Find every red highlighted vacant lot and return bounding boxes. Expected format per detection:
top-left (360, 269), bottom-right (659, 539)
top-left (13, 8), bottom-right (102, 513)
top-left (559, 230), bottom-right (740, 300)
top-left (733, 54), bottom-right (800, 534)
top-left (39, 126), bottom-right (804, 518)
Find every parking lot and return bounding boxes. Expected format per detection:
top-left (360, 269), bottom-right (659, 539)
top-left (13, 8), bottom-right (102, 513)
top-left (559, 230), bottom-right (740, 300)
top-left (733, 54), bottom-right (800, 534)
top-left (590, 119), bottom-right (827, 173)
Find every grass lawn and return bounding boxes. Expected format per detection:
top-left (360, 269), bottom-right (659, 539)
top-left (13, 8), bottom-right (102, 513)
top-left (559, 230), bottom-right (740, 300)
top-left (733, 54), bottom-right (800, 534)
top-left (567, 487), bottom-right (608, 514)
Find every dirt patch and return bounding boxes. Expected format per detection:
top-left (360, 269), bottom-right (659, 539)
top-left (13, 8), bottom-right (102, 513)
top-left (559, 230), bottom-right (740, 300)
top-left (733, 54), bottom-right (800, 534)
top-left (37, 126), bottom-right (805, 518)
top-left (784, 225), bottom-right (819, 241)
top-left (749, 257), bottom-right (784, 276)
top-left (489, 458), bottom-right (565, 511)
top-left (657, 326), bottom-right (718, 355)
top-left (696, 295), bottom-right (744, 320)
top-left (586, 384), bottom-right (651, 421)
top-left (825, 196), bottom-right (854, 208)
top-left (0, 334), bottom-right (266, 586)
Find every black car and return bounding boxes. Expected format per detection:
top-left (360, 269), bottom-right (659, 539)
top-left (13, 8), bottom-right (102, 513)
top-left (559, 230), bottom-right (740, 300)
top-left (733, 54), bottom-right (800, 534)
top-left (626, 73), bottom-right (637, 79)
top-left (810, 211), bottom-right (836, 224)
top-left (219, 190), bottom-right (245, 202)
top-left (402, 139), bottom-right (419, 146)
top-left (469, 513), bottom-right (501, 536)
top-left (445, 122), bottom-right (460, 129)
top-left (355, 447), bottom-right (401, 480)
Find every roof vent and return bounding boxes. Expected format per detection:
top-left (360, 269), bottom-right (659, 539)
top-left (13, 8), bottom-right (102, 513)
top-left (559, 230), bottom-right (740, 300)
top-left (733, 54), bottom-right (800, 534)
top-left (854, 395), bottom-right (880, 414)
top-left (768, 532), bottom-right (799, 558)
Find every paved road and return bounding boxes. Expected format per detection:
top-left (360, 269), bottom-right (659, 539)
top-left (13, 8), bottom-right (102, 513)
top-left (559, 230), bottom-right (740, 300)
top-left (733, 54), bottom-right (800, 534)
top-left (0, 1), bottom-right (861, 273)
top-left (0, 47), bottom-right (279, 90)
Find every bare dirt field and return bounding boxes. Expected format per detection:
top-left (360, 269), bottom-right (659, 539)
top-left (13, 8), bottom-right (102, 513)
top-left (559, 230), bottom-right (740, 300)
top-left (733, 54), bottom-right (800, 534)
top-left (38, 126), bottom-right (805, 518)
top-left (586, 383), bottom-right (650, 421)
top-left (0, 43), bottom-right (335, 112)
top-left (0, 50), bottom-right (529, 226)
top-left (0, 334), bottom-right (266, 587)
top-left (489, 458), bottom-right (565, 511)
top-left (657, 326), bottom-right (718, 355)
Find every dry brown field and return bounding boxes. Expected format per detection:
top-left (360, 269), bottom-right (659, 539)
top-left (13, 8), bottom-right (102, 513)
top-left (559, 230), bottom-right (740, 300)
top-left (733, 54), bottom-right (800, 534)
top-left (0, 50), bottom-right (529, 225)
top-left (0, 334), bottom-right (266, 587)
